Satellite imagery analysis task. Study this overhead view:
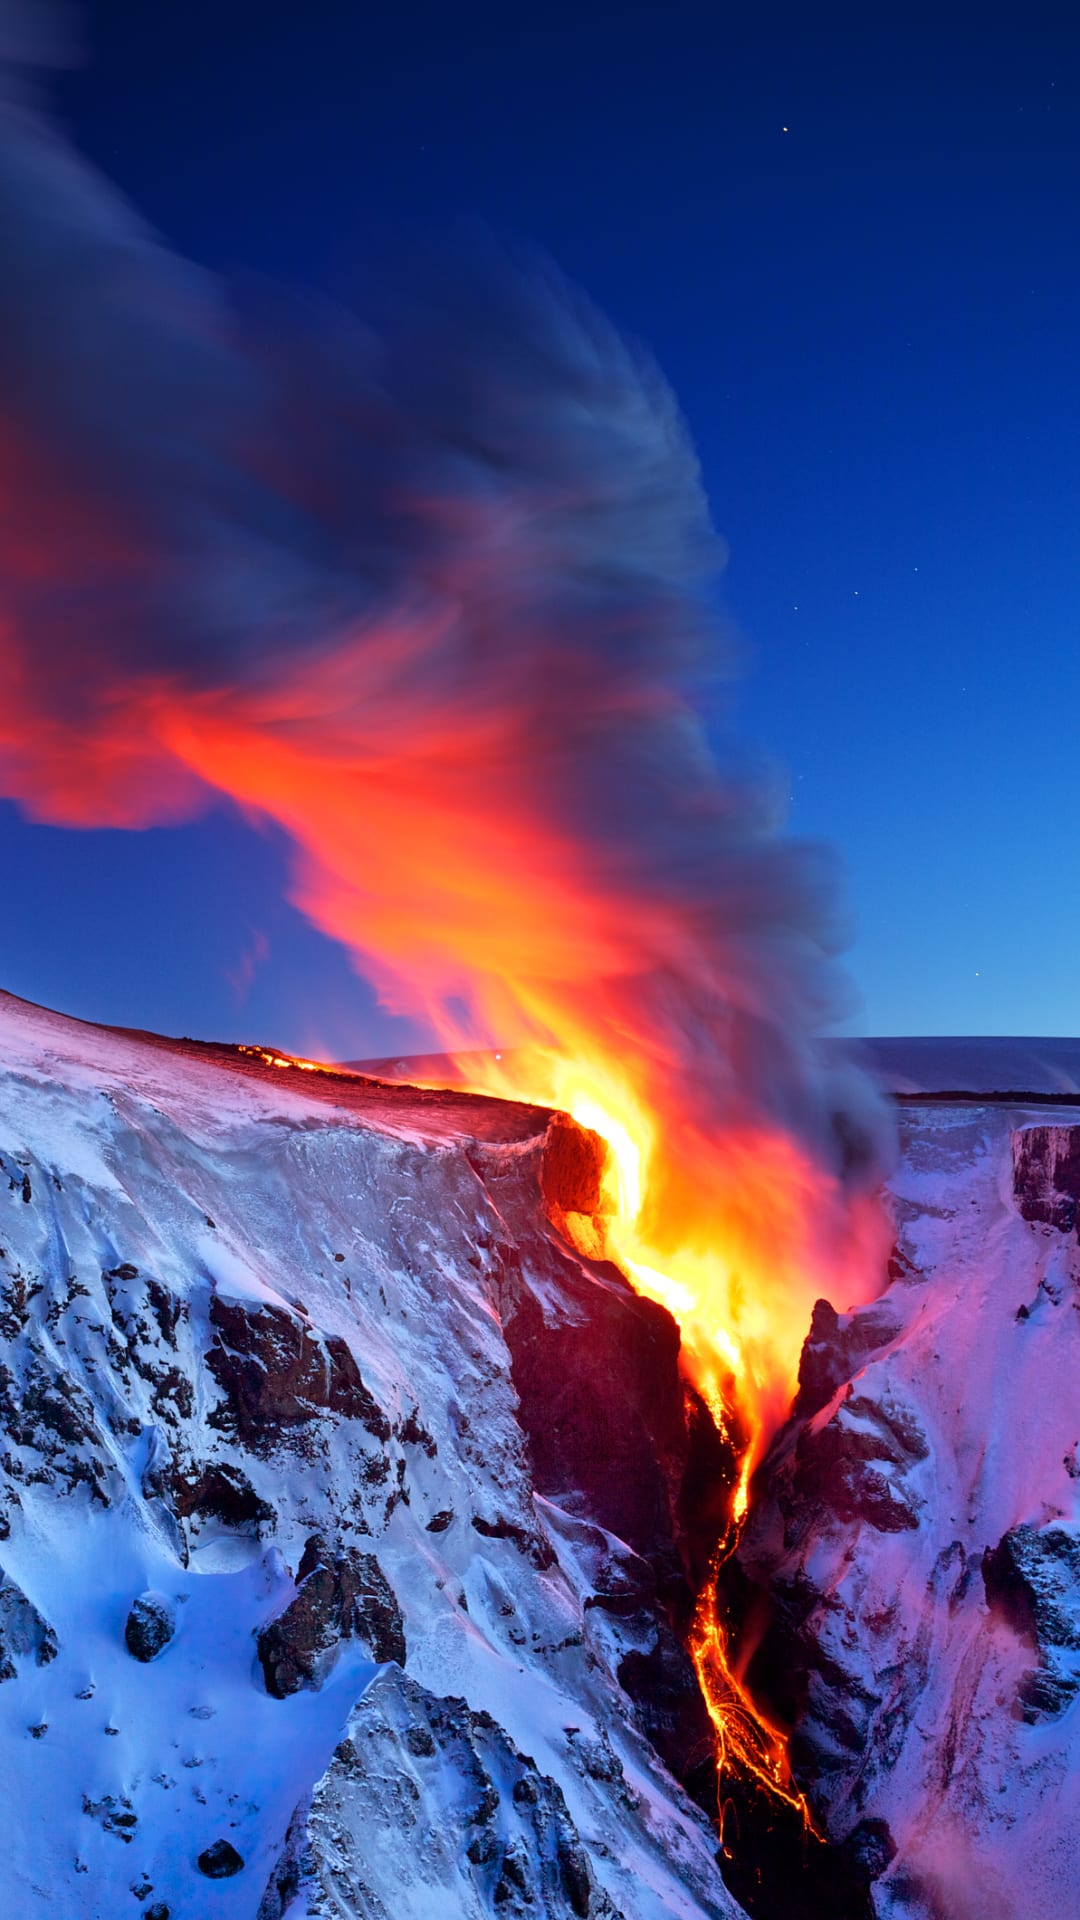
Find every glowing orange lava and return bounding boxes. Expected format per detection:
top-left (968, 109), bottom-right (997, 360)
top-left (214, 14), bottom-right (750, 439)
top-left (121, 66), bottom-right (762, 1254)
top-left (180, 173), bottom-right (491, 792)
top-left (237, 1044), bottom-right (328, 1074)
top-left (443, 1045), bottom-right (883, 1829)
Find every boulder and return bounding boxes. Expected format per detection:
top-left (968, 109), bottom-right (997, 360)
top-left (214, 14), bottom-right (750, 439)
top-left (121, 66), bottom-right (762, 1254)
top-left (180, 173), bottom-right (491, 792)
top-left (197, 1839), bottom-right (244, 1878)
top-left (124, 1591), bottom-right (175, 1663)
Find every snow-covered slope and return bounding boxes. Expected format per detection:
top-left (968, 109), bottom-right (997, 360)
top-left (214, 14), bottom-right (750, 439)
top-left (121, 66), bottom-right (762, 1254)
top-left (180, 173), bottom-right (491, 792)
top-left (737, 1095), bottom-right (1080, 1918)
top-left (0, 990), bottom-right (741, 1920)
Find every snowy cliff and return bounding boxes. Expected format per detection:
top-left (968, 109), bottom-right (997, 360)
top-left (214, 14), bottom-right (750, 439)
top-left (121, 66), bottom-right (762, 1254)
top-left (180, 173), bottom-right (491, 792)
top-left (3, 992), bottom-right (1080, 1920)
top-left (736, 1090), bottom-right (1080, 1918)
top-left (0, 990), bottom-right (740, 1920)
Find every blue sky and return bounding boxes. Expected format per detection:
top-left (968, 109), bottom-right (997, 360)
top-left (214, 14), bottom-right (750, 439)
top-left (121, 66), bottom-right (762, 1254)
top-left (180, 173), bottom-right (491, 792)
top-left (1, 1), bottom-right (1075, 1048)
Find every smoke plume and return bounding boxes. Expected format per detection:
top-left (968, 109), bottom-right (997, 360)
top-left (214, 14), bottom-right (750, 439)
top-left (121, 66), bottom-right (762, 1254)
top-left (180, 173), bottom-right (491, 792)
top-left (0, 12), bottom-right (887, 1323)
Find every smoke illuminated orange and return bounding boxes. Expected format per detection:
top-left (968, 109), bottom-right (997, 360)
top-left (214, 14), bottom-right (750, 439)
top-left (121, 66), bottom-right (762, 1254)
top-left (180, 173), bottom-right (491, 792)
top-left (1, 636), bottom-right (889, 1815)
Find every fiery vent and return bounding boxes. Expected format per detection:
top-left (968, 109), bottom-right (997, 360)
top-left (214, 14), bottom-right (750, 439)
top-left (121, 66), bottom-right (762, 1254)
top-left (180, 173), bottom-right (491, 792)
top-left (461, 1050), bottom-right (878, 1829)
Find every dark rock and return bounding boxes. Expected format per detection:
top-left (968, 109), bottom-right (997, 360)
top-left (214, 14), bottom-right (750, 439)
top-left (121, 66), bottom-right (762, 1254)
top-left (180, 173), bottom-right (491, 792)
top-left (83, 1792), bottom-right (137, 1840)
top-left (145, 1906), bottom-right (170, 1919)
top-left (540, 1113), bottom-right (608, 1220)
top-left (278, 1668), bottom-right (622, 1920)
top-left (171, 1461), bottom-right (274, 1536)
top-left (425, 1508), bottom-right (453, 1532)
top-left (472, 1511), bottom-right (555, 1570)
top-left (983, 1524), bottom-right (1080, 1650)
top-left (1016, 1667), bottom-right (1077, 1720)
top-left (841, 1817), bottom-right (897, 1882)
top-left (498, 1173), bottom-right (734, 1596)
top-left (398, 1407), bottom-right (437, 1456)
top-left (0, 1566), bottom-right (58, 1679)
top-left (1012, 1125), bottom-right (1080, 1232)
top-left (197, 1839), bottom-right (244, 1878)
top-left (618, 1623), bottom-right (717, 1789)
top-left (257, 1535), bottom-right (405, 1697)
top-left (582, 1537), bottom-right (656, 1616)
top-left (0, 1357), bottom-right (112, 1505)
top-left (556, 1828), bottom-right (592, 1917)
top-left (791, 1390), bottom-right (926, 1534)
top-left (983, 1522), bottom-right (1080, 1720)
top-left (466, 1124), bottom-right (738, 1817)
top-left (206, 1296), bottom-right (389, 1451)
top-left (255, 1796), bottom-right (310, 1920)
top-left (124, 1591), bottom-right (176, 1662)
top-left (795, 1298), bottom-right (903, 1420)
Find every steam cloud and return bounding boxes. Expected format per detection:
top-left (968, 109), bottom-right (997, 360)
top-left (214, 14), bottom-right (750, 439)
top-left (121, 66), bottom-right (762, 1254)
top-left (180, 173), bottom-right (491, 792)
top-left (0, 14), bottom-right (886, 1189)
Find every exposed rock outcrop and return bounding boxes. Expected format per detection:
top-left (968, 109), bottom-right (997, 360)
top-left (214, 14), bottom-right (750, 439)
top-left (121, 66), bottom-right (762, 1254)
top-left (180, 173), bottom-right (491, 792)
top-left (206, 1295), bottom-right (390, 1450)
top-left (983, 1522), bottom-right (1080, 1721)
top-left (794, 1298), bottom-right (902, 1420)
top-left (257, 1534), bottom-right (405, 1697)
top-left (261, 1668), bottom-right (643, 1920)
top-left (1012, 1124), bottom-right (1080, 1232)
top-left (468, 1121), bottom-right (737, 1803)
top-left (0, 1566), bottom-right (57, 1679)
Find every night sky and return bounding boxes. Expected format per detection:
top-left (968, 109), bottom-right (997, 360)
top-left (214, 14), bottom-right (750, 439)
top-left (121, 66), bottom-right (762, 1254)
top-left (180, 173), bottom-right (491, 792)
top-left (3, 1), bottom-right (1077, 1052)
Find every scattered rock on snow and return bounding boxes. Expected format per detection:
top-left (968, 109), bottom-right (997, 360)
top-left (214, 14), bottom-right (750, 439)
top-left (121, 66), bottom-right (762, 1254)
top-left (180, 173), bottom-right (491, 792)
top-left (124, 1591), bottom-right (176, 1663)
top-left (82, 1792), bottom-right (138, 1841)
top-left (197, 1838), bottom-right (244, 1878)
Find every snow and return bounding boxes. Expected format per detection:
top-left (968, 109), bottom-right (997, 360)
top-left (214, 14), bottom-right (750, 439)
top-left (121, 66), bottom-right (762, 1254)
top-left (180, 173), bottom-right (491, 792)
top-left (0, 989), bottom-right (740, 1920)
top-left (742, 1090), bottom-right (1080, 1917)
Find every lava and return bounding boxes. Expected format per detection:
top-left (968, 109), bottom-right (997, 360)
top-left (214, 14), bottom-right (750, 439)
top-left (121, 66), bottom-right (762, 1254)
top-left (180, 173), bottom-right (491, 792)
top-left (237, 1044), bottom-right (330, 1074)
top-left (448, 1045), bottom-right (860, 1827)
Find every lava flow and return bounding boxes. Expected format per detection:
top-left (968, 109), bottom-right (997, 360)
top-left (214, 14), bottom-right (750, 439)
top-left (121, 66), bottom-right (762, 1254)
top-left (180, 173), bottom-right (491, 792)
top-left (448, 1041), bottom-right (880, 1832)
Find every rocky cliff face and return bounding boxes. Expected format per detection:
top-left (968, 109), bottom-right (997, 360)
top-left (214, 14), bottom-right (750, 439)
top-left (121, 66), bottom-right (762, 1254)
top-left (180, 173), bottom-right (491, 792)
top-left (0, 990), bottom-right (741, 1920)
top-left (5, 992), bottom-right (1075, 1920)
top-left (735, 1099), bottom-right (1080, 1919)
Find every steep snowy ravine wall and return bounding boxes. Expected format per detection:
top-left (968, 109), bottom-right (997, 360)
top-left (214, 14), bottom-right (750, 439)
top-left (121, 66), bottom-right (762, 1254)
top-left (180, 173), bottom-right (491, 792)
top-left (0, 990), bottom-right (742, 1920)
top-left (4, 992), bottom-right (1078, 1920)
top-left (737, 1090), bottom-right (1080, 1920)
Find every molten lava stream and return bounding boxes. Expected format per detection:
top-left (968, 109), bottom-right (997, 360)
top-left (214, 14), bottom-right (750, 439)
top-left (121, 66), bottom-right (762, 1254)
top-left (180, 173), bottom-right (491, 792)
top-left (689, 1523), bottom-right (816, 1846)
top-left (444, 1046), bottom-right (858, 1839)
